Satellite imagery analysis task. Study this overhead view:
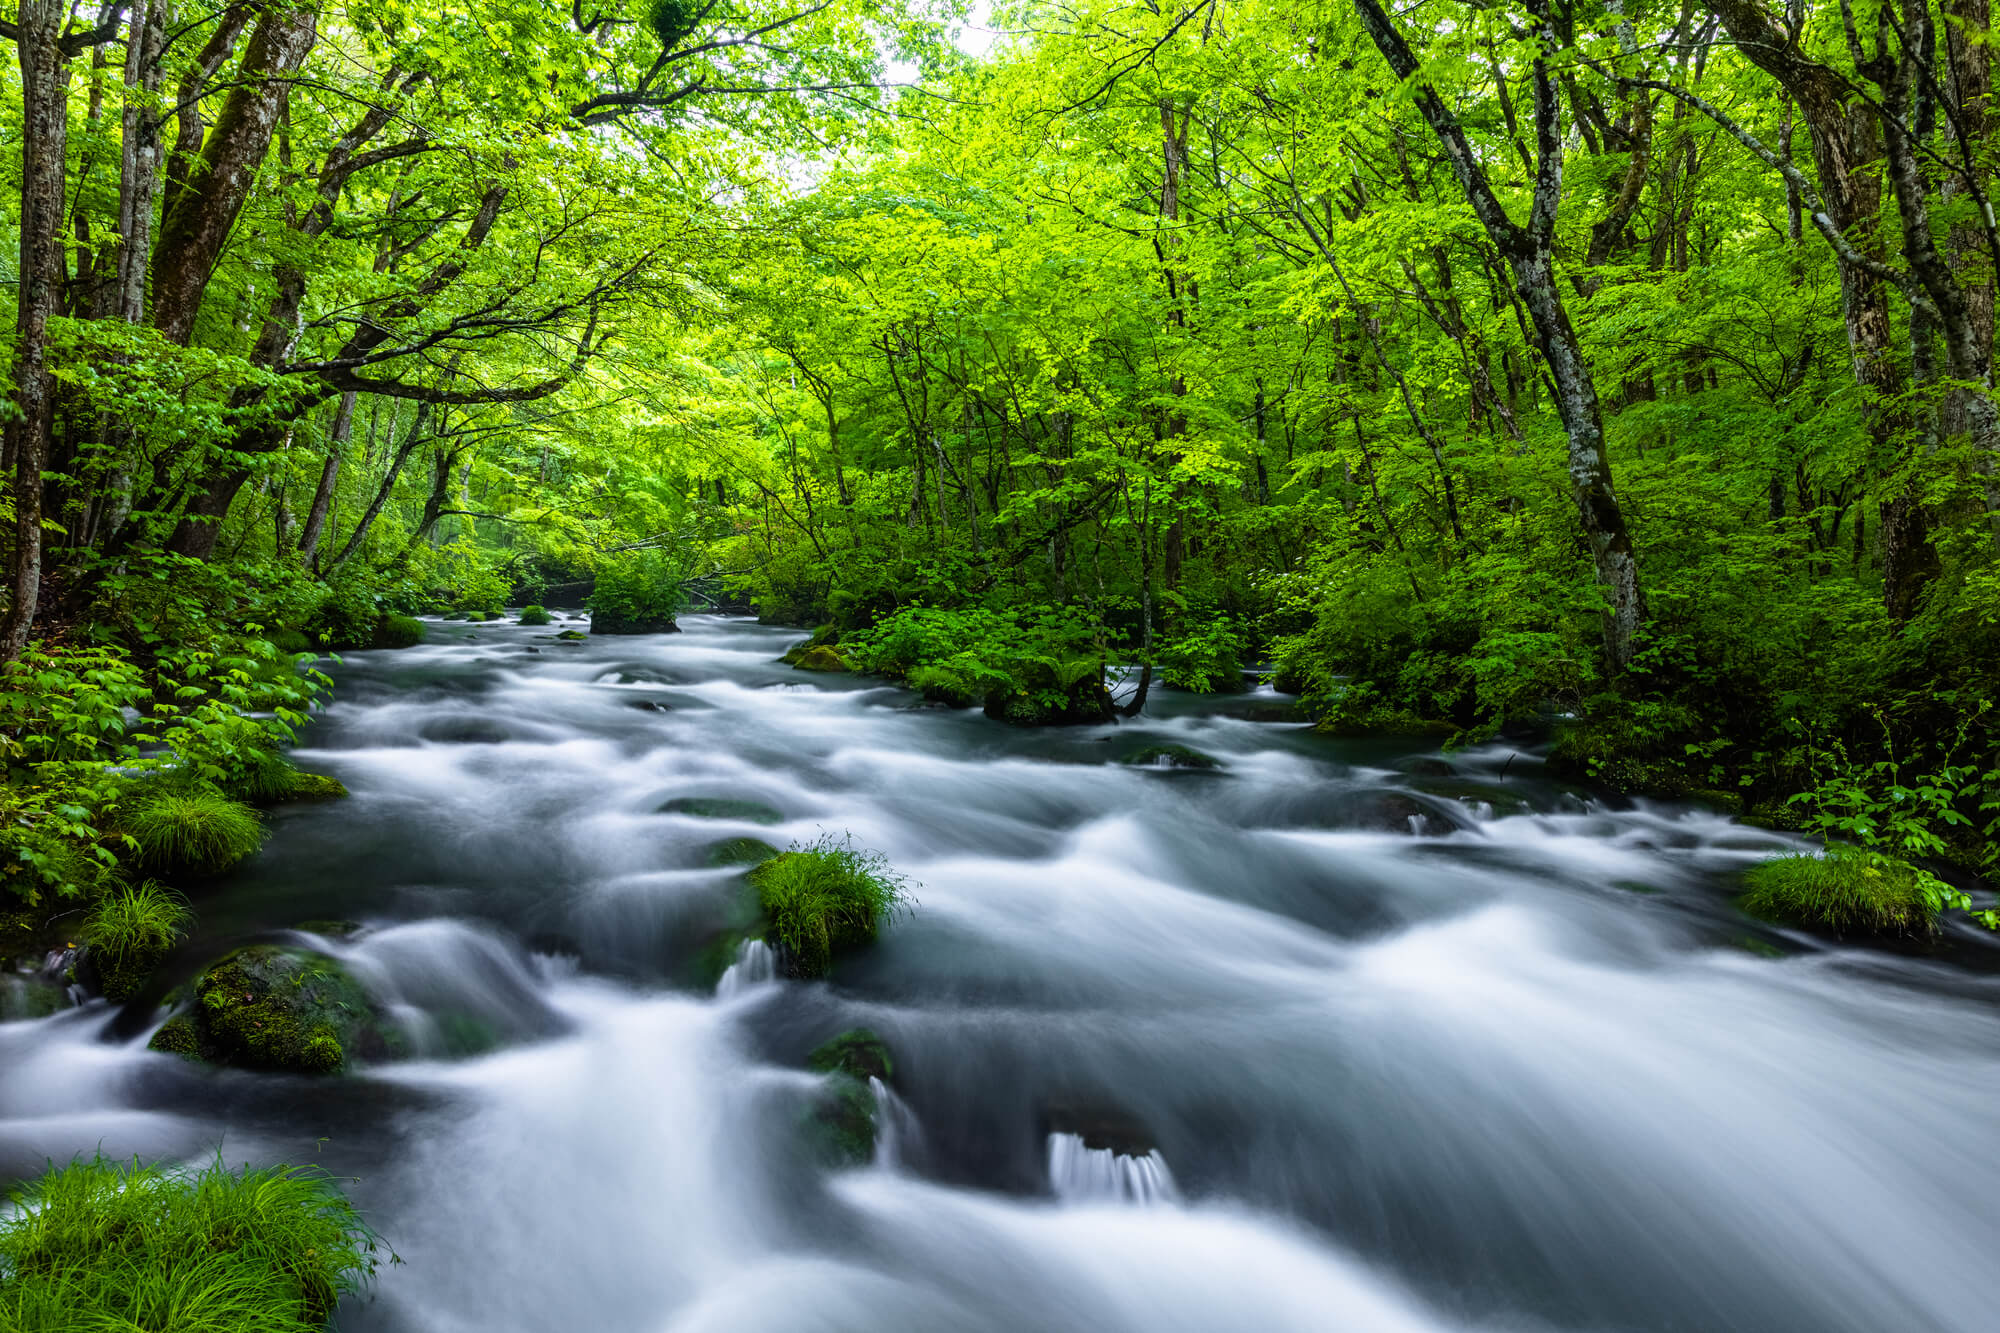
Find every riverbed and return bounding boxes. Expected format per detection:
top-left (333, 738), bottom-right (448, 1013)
top-left (5, 614), bottom-right (1998, 1332)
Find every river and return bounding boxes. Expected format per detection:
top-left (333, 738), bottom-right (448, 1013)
top-left (4, 614), bottom-right (1998, 1332)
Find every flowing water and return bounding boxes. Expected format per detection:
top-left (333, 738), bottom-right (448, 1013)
top-left (5, 615), bottom-right (1999, 1332)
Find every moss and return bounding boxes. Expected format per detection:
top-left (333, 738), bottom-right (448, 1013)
top-left (159, 946), bottom-right (393, 1074)
top-left (808, 1028), bottom-right (893, 1082)
top-left (705, 837), bottom-right (781, 867)
top-left (792, 645), bottom-right (852, 672)
top-left (519, 604), bottom-right (552, 625)
top-left (148, 1014), bottom-right (202, 1059)
top-left (1123, 744), bottom-right (1221, 770)
top-left (373, 614), bottom-right (425, 648)
top-left (750, 835), bottom-right (909, 978)
top-left (267, 628), bottom-right (313, 656)
top-left (464, 611), bottom-right (489, 622)
top-left (801, 1028), bottom-right (893, 1167)
top-left (1740, 849), bottom-right (1936, 934)
top-left (283, 771), bottom-right (348, 801)
top-left (555, 629), bottom-right (587, 641)
top-left (661, 797), bottom-right (784, 824)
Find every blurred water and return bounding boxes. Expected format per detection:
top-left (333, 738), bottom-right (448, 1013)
top-left (4, 614), bottom-right (1998, 1332)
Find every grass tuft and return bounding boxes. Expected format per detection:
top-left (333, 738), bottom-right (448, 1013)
top-left (518, 604), bottom-right (552, 626)
top-left (83, 882), bottom-right (193, 1001)
top-left (0, 1154), bottom-right (383, 1332)
top-left (123, 790), bottom-right (263, 875)
top-left (749, 834), bottom-right (910, 978)
top-left (1740, 848), bottom-right (1936, 934)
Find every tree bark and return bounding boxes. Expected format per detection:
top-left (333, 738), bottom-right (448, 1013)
top-left (1, 2), bottom-right (73, 661)
top-left (1354, 0), bottom-right (1643, 669)
top-left (298, 391), bottom-right (356, 567)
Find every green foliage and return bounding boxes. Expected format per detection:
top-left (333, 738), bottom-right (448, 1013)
top-left (518, 605), bottom-right (552, 626)
top-left (83, 883), bottom-right (192, 1001)
top-left (1158, 617), bottom-right (1246, 693)
top-left (749, 834), bottom-right (910, 978)
top-left (122, 791), bottom-right (263, 876)
top-left (1741, 850), bottom-right (1938, 934)
top-left (846, 606), bottom-right (1110, 723)
top-left (588, 549), bottom-right (693, 633)
top-left (0, 1155), bottom-right (382, 1333)
top-left (373, 615), bottom-right (425, 649)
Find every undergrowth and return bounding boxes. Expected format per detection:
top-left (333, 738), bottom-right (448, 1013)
top-left (749, 833), bottom-right (910, 977)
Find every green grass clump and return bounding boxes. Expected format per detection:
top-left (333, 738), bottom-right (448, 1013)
top-left (0, 1155), bottom-right (383, 1332)
top-left (372, 614), bottom-right (424, 648)
top-left (1741, 848), bottom-right (1936, 934)
top-left (83, 882), bottom-right (192, 1001)
top-left (518, 604), bottom-right (552, 626)
top-left (123, 790), bottom-right (263, 875)
top-left (749, 834), bottom-right (910, 978)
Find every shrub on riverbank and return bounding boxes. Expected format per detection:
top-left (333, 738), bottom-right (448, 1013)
top-left (0, 1155), bottom-right (382, 1332)
top-left (82, 883), bottom-right (192, 1001)
top-left (373, 614), bottom-right (425, 648)
top-left (124, 790), bottom-right (263, 875)
top-left (750, 835), bottom-right (909, 977)
top-left (1741, 849), bottom-right (1936, 934)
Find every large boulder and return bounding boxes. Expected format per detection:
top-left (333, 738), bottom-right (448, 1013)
top-left (805, 1029), bottom-right (894, 1165)
top-left (148, 946), bottom-right (396, 1074)
top-left (590, 611), bottom-right (681, 635)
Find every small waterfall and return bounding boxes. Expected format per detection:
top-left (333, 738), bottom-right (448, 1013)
top-left (715, 939), bottom-right (776, 997)
top-left (40, 946), bottom-right (87, 1006)
top-left (869, 1075), bottom-right (923, 1170)
top-left (1046, 1132), bottom-right (1179, 1205)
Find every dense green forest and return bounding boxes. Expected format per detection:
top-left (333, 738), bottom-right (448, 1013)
top-left (6, 0), bottom-right (2000, 955)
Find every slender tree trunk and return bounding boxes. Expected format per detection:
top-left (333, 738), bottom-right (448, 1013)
top-left (299, 391), bottom-right (356, 567)
top-left (1, 2), bottom-right (73, 662)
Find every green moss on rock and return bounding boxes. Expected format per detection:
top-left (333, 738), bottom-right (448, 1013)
top-left (148, 946), bottom-right (394, 1074)
top-left (1740, 849), bottom-right (1937, 935)
top-left (555, 629), bottom-right (588, 641)
top-left (373, 614), bottom-right (425, 648)
top-left (792, 645), bottom-right (853, 672)
top-left (1123, 744), bottom-right (1221, 770)
top-left (803, 1028), bottom-right (894, 1167)
top-left (661, 797), bottom-right (784, 824)
top-left (519, 604), bottom-right (552, 626)
top-left (705, 837), bottom-right (781, 867)
top-left (149, 1014), bottom-right (202, 1059)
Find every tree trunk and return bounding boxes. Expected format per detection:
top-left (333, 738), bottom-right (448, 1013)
top-left (1, 2), bottom-right (73, 662)
top-left (298, 391), bottom-right (356, 567)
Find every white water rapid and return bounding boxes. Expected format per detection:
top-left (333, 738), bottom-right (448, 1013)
top-left (4, 614), bottom-right (1998, 1332)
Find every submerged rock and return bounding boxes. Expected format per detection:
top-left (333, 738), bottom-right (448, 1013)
top-left (791, 645), bottom-right (853, 672)
top-left (555, 630), bottom-right (587, 642)
top-left (705, 837), bottom-right (780, 867)
top-left (1123, 744), bottom-right (1222, 771)
top-left (659, 797), bottom-right (784, 824)
top-left (147, 946), bottom-right (395, 1074)
top-left (805, 1029), bottom-right (895, 1166)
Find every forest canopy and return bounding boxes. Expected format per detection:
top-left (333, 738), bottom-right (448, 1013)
top-left (4, 1), bottom-right (1998, 911)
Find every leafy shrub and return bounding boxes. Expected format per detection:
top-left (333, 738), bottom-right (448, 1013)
top-left (83, 882), bottom-right (192, 1001)
top-left (749, 834), bottom-right (910, 977)
top-left (518, 604), bottom-right (552, 626)
top-left (1741, 849), bottom-right (1939, 934)
top-left (0, 1154), bottom-right (382, 1332)
top-left (846, 605), bottom-right (1111, 723)
top-left (588, 548), bottom-right (693, 632)
top-left (122, 790), bottom-right (263, 875)
top-left (1158, 617), bottom-right (1246, 693)
top-left (373, 614), bottom-right (424, 648)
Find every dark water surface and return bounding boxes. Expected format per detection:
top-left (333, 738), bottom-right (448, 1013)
top-left (5, 615), bottom-right (1998, 1332)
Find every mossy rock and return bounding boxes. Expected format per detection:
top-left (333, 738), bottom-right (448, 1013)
top-left (590, 611), bottom-right (681, 635)
top-left (555, 630), bottom-right (588, 642)
top-left (803, 1028), bottom-right (893, 1167)
top-left (148, 946), bottom-right (395, 1074)
top-left (791, 645), bottom-right (852, 672)
top-left (78, 942), bottom-right (172, 1004)
top-left (660, 797), bottom-right (784, 824)
top-left (1123, 744), bottom-right (1221, 771)
top-left (372, 614), bottom-right (424, 649)
top-left (442, 612), bottom-right (469, 621)
top-left (705, 837), bottom-right (781, 867)
top-left (808, 1028), bottom-right (893, 1083)
top-left (292, 920), bottom-right (363, 938)
top-left (519, 605), bottom-right (553, 626)
top-left (0, 975), bottom-right (69, 1022)
top-left (282, 771), bottom-right (349, 802)
top-left (1739, 849), bottom-right (1937, 935)
top-left (464, 611), bottom-right (489, 622)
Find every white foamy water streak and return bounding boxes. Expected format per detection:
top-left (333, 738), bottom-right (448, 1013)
top-left (5, 614), bottom-right (1997, 1333)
